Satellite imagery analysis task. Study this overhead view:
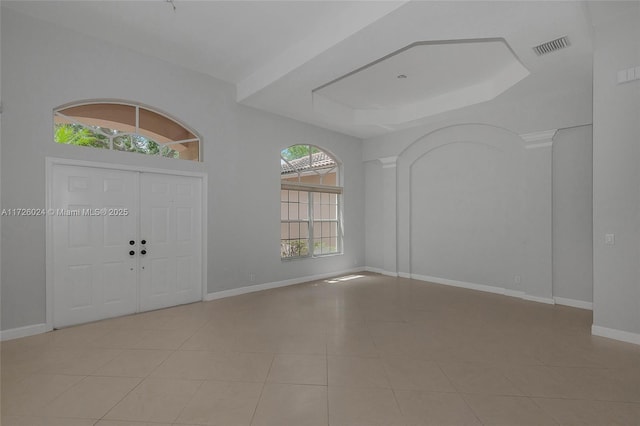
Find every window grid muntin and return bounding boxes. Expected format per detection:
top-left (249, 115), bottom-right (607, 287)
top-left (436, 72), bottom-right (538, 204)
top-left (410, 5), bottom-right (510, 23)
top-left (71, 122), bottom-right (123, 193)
top-left (312, 191), bottom-right (340, 255)
top-left (280, 144), bottom-right (339, 185)
top-left (54, 101), bottom-right (200, 161)
top-left (280, 189), bottom-right (341, 259)
top-left (280, 144), bottom-right (342, 260)
top-left (281, 190), bottom-right (310, 259)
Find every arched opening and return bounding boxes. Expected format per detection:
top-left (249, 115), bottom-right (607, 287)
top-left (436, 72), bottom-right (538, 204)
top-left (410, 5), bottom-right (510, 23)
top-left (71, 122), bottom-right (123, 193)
top-left (54, 101), bottom-right (200, 161)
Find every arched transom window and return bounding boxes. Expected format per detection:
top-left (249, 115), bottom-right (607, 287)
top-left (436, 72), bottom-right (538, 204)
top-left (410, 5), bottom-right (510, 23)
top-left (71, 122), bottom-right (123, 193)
top-left (54, 101), bottom-right (200, 161)
top-left (280, 144), bottom-right (342, 259)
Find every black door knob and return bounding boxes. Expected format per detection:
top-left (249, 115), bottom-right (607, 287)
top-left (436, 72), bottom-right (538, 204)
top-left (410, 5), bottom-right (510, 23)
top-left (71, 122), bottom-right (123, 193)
top-left (141, 240), bottom-right (147, 245)
top-left (141, 250), bottom-right (147, 255)
top-left (129, 240), bottom-right (135, 245)
top-left (129, 250), bottom-right (135, 256)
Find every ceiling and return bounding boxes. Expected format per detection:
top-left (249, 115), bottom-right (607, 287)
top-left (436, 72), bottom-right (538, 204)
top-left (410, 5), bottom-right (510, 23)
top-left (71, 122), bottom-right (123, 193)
top-left (316, 40), bottom-right (526, 109)
top-left (313, 39), bottom-right (530, 126)
top-left (4, 1), bottom-right (596, 139)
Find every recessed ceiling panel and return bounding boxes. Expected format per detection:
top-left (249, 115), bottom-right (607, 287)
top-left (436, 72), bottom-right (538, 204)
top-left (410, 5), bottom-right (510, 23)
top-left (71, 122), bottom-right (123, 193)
top-left (312, 39), bottom-right (529, 125)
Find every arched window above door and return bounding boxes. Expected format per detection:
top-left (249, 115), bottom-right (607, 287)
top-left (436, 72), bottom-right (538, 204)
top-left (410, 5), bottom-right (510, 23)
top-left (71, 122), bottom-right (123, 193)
top-left (54, 101), bottom-right (200, 161)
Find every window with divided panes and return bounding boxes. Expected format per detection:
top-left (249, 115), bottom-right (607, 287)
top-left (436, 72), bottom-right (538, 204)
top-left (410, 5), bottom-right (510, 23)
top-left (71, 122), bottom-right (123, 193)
top-left (54, 101), bottom-right (200, 161)
top-left (280, 145), bottom-right (342, 259)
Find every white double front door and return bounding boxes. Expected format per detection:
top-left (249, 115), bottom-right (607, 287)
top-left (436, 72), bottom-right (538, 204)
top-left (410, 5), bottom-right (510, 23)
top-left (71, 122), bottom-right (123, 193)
top-left (51, 164), bottom-right (203, 328)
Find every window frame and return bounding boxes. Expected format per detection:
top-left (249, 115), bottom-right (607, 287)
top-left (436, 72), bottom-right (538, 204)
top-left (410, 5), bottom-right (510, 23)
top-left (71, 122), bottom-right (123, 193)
top-left (310, 190), bottom-right (341, 257)
top-left (280, 189), bottom-right (311, 259)
top-left (280, 145), bottom-right (343, 260)
top-left (53, 100), bottom-right (201, 161)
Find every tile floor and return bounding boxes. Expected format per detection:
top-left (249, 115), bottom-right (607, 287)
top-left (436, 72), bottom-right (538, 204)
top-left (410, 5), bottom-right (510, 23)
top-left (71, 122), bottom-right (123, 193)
top-left (2, 273), bottom-right (640, 425)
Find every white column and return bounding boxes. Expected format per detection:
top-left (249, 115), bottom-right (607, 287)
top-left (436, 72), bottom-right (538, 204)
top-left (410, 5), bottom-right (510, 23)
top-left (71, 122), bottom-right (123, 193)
top-left (520, 130), bottom-right (556, 303)
top-left (378, 156), bottom-right (398, 276)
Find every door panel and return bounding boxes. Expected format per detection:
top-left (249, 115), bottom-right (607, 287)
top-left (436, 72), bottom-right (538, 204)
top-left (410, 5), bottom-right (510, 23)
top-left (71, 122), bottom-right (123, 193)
top-left (139, 173), bottom-right (202, 311)
top-left (52, 166), bottom-right (203, 327)
top-left (52, 165), bottom-right (138, 328)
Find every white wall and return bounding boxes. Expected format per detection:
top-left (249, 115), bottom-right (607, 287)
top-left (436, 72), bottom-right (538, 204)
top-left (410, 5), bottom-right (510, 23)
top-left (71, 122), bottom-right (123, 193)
top-left (365, 123), bottom-right (594, 305)
top-left (0, 3), bottom-right (3, 334)
top-left (360, 31), bottom-right (593, 299)
top-left (364, 161), bottom-right (383, 270)
top-left (409, 138), bottom-right (523, 291)
top-left (0, 9), bottom-right (365, 331)
top-left (552, 125), bottom-right (593, 304)
top-left (362, 86), bottom-right (592, 163)
top-left (362, 68), bottom-right (593, 305)
top-left (392, 124), bottom-right (554, 302)
top-left (591, 5), bottom-right (640, 340)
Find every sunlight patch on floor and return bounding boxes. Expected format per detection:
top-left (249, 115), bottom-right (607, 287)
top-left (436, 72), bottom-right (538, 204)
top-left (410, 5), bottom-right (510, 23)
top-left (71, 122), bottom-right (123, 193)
top-left (325, 274), bottom-right (365, 284)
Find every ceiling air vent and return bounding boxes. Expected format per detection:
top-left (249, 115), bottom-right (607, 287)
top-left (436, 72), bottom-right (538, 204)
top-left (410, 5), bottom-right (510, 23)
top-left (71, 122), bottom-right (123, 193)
top-left (533, 36), bottom-right (570, 56)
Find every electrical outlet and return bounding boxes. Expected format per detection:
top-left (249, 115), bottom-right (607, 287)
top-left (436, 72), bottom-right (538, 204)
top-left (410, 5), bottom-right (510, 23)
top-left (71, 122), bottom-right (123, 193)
top-left (514, 275), bottom-right (521, 284)
top-left (605, 234), bottom-right (615, 246)
top-left (249, 272), bottom-right (256, 282)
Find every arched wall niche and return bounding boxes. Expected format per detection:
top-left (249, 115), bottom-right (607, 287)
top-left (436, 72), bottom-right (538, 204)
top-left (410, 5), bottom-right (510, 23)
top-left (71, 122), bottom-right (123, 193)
top-left (378, 123), bottom-right (553, 301)
top-left (398, 124), bottom-right (526, 294)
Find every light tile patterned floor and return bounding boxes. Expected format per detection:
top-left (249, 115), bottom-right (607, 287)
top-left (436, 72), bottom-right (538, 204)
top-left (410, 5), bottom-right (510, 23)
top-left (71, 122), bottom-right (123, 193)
top-left (2, 273), bottom-right (640, 425)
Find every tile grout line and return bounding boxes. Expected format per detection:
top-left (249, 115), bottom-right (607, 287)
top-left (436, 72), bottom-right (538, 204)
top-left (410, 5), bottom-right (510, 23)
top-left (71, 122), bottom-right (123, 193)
top-left (457, 392), bottom-right (487, 426)
top-left (528, 395), bottom-right (564, 426)
top-left (171, 378), bottom-right (207, 425)
top-left (90, 316), bottom-right (206, 424)
top-left (248, 353), bottom-right (275, 426)
top-left (325, 339), bottom-right (330, 426)
top-left (95, 375), bottom-right (145, 423)
top-left (379, 354), bottom-right (402, 417)
top-left (28, 374), bottom-right (91, 418)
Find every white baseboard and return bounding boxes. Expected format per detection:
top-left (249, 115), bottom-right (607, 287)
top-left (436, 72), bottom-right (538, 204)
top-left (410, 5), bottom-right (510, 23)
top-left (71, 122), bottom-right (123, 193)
top-left (592, 325), bottom-right (640, 346)
top-left (522, 294), bottom-right (555, 305)
top-left (554, 297), bottom-right (593, 310)
top-left (0, 323), bottom-right (51, 341)
top-left (504, 289), bottom-right (526, 298)
top-left (411, 273), bottom-right (506, 295)
top-left (398, 272), bottom-right (411, 279)
top-left (364, 267), bottom-right (398, 277)
top-left (410, 273), bottom-right (556, 305)
top-left (205, 267), bottom-right (365, 301)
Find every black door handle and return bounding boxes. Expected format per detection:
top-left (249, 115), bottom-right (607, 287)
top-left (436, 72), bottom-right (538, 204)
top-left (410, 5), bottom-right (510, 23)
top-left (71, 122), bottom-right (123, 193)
top-left (141, 239), bottom-right (147, 245)
top-left (129, 240), bottom-right (135, 245)
top-left (141, 250), bottom-right (147, 255)
top-left (129, 250), bottom-right (135, 256)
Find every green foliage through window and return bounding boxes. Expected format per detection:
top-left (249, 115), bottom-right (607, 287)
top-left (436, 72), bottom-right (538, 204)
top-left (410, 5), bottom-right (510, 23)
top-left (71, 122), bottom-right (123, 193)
top-left (53, 102), bottom-right (200, 161)
top-left (281, 239), bottom-right (308, 258)
top-left (281, 145), bottom-right (319, 161)
top-left (54, 124), bottom-right (109, 149)
top-left (55, 124), bottom-right (179, 158)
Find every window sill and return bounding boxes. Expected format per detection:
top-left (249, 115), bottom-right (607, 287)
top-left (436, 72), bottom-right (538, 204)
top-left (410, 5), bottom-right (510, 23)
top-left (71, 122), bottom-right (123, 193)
top-left (281, 252), bottom-right (343, 262)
